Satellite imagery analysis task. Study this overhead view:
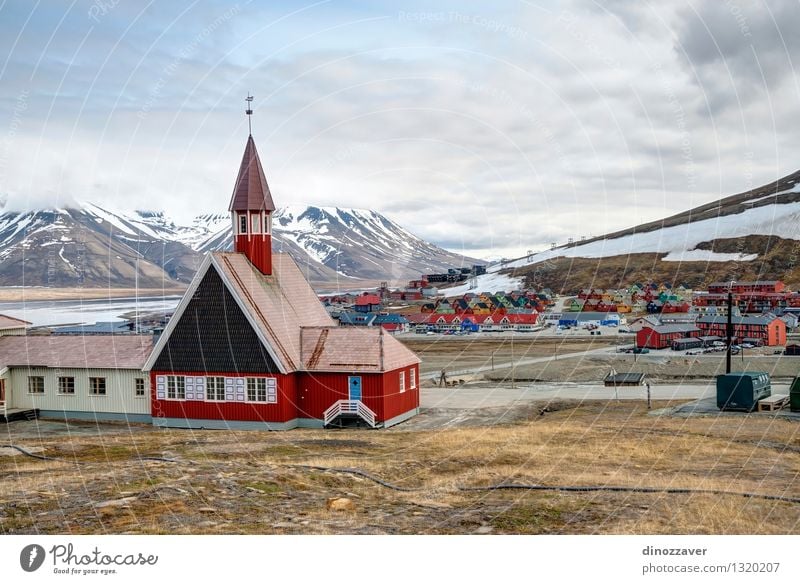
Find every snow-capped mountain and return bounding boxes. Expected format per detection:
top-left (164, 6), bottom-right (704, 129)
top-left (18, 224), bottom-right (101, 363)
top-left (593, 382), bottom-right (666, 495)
top-left (0, 203), bottom-right (475, 288)
top-left (184, 206), bottom-right (476, 281)
top-left (472, 168), bottom-right (800, 292)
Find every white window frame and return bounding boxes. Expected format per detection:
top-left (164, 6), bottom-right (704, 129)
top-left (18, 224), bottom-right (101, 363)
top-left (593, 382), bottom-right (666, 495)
top-left (247, 377), bottom-right (267, 402)
top-left (134, 378), bottom-right (146, 398)
top-left (410, 368), bottom-right (416, 389)
top-left (27, 376), bottom-right (44, 394)
top-left (58, 376), bottom-right (75, 395)
top-left (89, 377), bottom-right (107, 396)
top-left (166, 375), bottom-right (185, 400)
top-left (251, 213), bottom-right (261, 234)
top-left (207, 376), bottom-right (226, 402)
top-left (399, 371), bottom-right (406, 393)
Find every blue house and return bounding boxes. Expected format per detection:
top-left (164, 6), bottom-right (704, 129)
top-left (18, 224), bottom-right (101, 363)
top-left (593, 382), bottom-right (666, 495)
top-left (338, 312), bottom-right (377, 326)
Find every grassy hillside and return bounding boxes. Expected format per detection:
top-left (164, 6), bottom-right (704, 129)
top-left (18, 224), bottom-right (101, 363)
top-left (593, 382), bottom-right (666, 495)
top-left (512, 235), bottom-right (800, 293)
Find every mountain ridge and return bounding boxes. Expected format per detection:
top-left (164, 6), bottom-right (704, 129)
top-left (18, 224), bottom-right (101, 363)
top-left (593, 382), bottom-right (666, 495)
top-left (0, 203), bottom-right (477, 288)
top-left (471, 168), bottom-right (800, 293)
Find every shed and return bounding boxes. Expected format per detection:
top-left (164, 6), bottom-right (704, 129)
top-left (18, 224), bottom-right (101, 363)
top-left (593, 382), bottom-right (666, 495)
top-left (604, 372), bottom-right (645, 387)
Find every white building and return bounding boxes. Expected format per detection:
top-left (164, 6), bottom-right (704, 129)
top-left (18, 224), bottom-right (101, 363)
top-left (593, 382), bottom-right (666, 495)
top-left (0, 314), bottom-right (31, 336)
top-left (0, 335), bottom-right (153, 423)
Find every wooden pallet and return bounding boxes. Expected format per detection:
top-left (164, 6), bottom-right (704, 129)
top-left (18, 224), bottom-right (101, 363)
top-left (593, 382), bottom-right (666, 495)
top-left (758, 394), bottom-right (790, 412)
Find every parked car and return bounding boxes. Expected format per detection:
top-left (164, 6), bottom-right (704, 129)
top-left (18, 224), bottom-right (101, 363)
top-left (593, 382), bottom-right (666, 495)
top-left (632, 347), bottom-right (650, 354)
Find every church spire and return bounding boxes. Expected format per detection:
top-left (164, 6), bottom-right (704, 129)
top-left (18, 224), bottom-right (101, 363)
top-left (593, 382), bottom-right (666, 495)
top-left (245, 93), bottom-right (253, 136)
top-left (230, 95), bottom-right (275, 275)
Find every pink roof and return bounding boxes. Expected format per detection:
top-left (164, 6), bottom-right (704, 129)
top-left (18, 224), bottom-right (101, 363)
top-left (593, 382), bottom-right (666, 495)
top-left (0, 314), bottom-right (31, 330)
top-left (149, 250), bottom-right (420, 374)
top-left (0, 335), bottom-right (153, 369)
top-left (212, 252), bottom-right (334, 371)
top-left (301, 327), bottom-right (419, 372)
top-left (228, 135), bottom-right (275, 212)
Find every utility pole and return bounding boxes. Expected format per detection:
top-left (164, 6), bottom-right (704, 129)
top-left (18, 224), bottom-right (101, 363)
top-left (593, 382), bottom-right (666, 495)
top-left (511, 333), bottom-right (515, 389)
top-left (726, 291), bottom-right (733, 374)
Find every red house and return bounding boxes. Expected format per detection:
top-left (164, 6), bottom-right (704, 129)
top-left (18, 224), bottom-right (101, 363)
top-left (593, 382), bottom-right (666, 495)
top-left (637, 324), bottom-right (700, 349)
top-left (144, 132), bottom-right (420, 430)
top-left (354, 293), bottom-right (382, 313)
top-left (696, 314), bottom-right (786, 346)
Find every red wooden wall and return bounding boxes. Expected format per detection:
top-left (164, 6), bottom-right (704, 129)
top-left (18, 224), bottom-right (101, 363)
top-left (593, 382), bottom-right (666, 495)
top-left (150, 365), bottom-right (420, 425)
top-left (150, 371), bottom-right (296, 423)
top-left (234, 233), bottom-right (272, 275)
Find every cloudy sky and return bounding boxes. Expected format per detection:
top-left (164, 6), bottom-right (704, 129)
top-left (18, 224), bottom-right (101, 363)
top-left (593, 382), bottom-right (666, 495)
top-left (1, 0), bottom-right (799, 259)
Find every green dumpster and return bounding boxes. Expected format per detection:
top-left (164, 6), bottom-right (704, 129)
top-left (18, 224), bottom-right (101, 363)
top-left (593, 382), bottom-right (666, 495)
top-left (716, 372), bottom-right (771, 412)
top-left (790, 377), bottom-right (800, 412)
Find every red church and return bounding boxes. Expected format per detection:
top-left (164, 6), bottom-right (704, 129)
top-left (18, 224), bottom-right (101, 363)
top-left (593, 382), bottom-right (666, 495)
top-left (144, 128), bottom-right (420, 430)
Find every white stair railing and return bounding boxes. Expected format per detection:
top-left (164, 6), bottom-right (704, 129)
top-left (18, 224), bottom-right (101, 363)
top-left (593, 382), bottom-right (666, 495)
top-left (323, 400), bottom-right (377, 428)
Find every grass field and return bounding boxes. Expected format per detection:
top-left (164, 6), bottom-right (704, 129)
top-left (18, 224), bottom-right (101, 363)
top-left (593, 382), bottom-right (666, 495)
top-left (2, 400), bottom-right (799, 534)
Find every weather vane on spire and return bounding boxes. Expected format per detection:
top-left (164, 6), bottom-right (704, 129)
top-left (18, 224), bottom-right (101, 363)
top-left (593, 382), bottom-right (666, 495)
top-left (245, 93), bottom-right (254, 135)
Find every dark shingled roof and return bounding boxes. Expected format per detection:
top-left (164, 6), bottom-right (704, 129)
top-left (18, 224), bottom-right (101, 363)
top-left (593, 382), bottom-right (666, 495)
top-left (648, 324), bottom-right (700, 334)
top-left (697, 314), bottom-right (779, 325)
top-left (229, 135), bottom-right (275, 212)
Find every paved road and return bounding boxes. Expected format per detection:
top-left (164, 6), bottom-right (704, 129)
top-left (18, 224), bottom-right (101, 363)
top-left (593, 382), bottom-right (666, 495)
top-left (422, 345), bottom-right (614, 381)
top-left (420, 381), bottom-right (721, 409)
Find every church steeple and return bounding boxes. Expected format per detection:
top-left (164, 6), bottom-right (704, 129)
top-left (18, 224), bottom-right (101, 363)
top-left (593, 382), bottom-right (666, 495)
top-left (229, 96), bottom-right (275, 274)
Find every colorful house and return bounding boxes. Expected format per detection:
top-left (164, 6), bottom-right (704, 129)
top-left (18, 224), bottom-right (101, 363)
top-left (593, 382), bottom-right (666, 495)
top-left (354, 293), bottom-right (382, 313)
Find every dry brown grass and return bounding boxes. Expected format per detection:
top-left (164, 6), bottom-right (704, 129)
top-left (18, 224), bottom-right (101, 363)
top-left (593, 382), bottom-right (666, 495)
top-left (1, 401), bottom-right (799, 534)
top-left (0, 287), bottom-right (187, 301)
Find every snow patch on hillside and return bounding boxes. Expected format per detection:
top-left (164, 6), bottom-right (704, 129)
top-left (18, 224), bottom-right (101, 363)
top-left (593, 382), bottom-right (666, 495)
top-left (661, 250), bottom-right (758, 262)
top-left (502, 201), bottom-right (800, 269)
top-left (443, 272), bottom-right (524, 296)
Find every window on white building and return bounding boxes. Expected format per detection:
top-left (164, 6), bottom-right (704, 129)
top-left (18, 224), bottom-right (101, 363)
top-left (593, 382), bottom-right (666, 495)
top-left (135, 378), bottom-right (146, 397)
top-left (251, 214), bottom-right (261, 234)
top-left (167, 376), bottom-right (185, 400)
top-left (58, 377), bottom-right (75, 395)
top-left (89, 377), bottom-right (106, 396)
top-left (28, 376), bottom-right (44, 394)
top-left (239, 214), bottom-right (248, 234)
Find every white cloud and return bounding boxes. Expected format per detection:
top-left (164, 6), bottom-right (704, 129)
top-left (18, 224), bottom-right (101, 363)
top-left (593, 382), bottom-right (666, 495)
top-left (0, 0), bottom-right (798, 260)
